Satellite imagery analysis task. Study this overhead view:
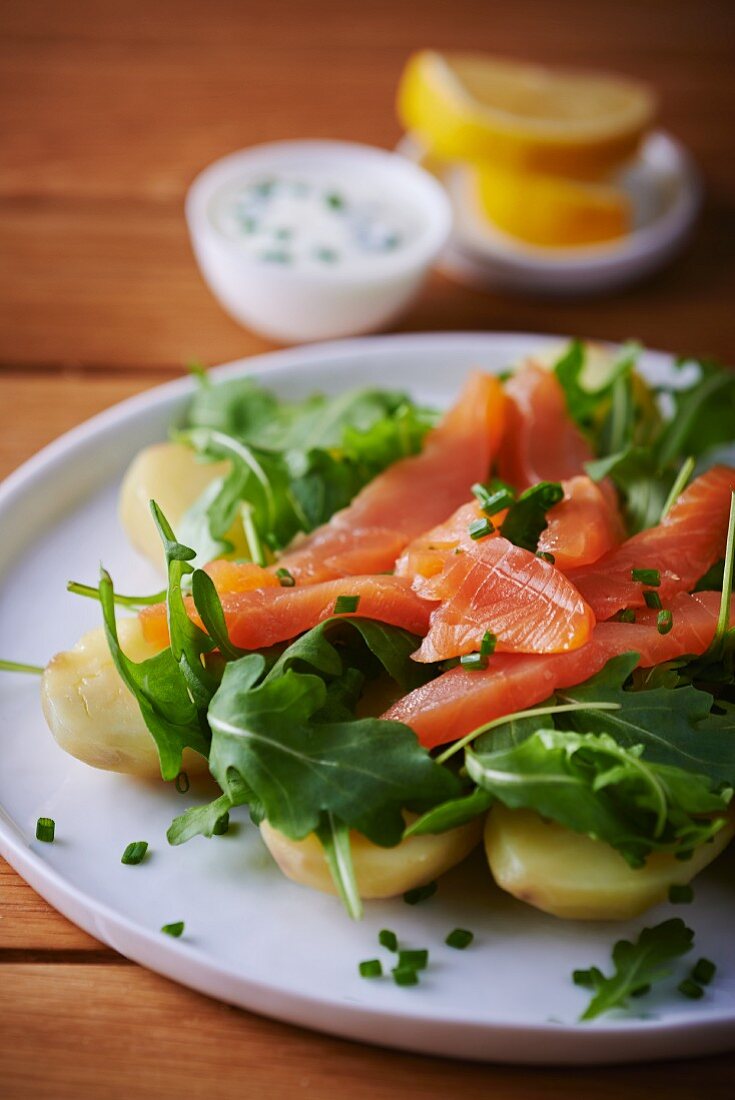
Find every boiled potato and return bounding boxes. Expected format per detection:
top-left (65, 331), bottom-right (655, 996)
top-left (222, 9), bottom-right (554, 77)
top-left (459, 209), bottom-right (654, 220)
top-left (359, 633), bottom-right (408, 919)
top-left (119, 442), bottom-right (233, 568)
top-left (260, 816), bottom-right (483, 900)
top-left (41, 618), bottom-right (207, 779)
top-left (485, 804), bottom-right (734, 921)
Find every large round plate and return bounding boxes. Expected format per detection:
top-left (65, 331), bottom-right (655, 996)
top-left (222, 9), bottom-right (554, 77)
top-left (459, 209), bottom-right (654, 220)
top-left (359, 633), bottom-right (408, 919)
top-left (1, 333), bottom-right (733, 1064)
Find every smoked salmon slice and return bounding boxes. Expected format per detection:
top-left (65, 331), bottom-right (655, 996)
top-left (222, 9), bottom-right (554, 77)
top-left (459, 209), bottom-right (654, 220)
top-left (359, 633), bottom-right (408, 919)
top-left (498, 361), bottom-right (596, 489)
top-left (412, 536), bottom-right (595, 660)
top-left (383, 590), bottom-right (733, 750)
top-left (139, 574), bottom-right (435, 651)
top-left (272, 371), bottom-right (506, 583)
top-left (567, 466), bottom-right (735, 620)
top-left (396, 474), bottom-right (622, 584)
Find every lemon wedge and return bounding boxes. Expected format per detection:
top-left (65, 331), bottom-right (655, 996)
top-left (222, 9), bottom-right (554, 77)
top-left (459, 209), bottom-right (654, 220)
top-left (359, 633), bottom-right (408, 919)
top-left (471, 163), bottom-right (631, 247)
top-left (398, 51), bottom-right (656, 179)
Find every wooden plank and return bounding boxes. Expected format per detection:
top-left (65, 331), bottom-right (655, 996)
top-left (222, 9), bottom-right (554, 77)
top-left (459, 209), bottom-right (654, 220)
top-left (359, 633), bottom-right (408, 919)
top-left (0, 861), bottom-right (106, 952)
top-left (1, 962), bottom-right (733, 1100)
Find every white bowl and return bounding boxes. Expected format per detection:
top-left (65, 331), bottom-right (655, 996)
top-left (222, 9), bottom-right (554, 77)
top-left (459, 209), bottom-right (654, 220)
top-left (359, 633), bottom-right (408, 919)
top-left (186, 141), bottom-right (452, 343)
top-left (397, 131), bottom-right (701, 297)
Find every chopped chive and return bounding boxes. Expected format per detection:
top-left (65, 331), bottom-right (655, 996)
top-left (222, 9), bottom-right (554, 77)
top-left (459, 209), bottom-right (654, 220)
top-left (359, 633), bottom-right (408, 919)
top-left (35, 817), bottom-right (55, 843)
top-left (358, 959), bottom-right (382, 979)
top-left (259, 250), bottom-right (292, 264)
top-left (175, 771), bottom-right (190, 794)
top-left (274, 227), bottom-right (293, 241)
top-left (644, 590), bottom-right (663, 610)
top-left (460, 652), bottom-right (488, 671)
top-left (121, 841), bottom-right (148, 865)
top-left (445, 928), bottom-right (473, 950)
top-left (379, 929), bottom-right (398, 952)
top-left (657, 609), bottom-right (674, 635)
top-left (239, 215), bottom-right (257, 234)
top-left (668, 883), bottom-right (693, 904)
top-left (468, 517), bottom-right (495, 540)
top-left (536, 551), bottom-right (556, 564)
top-left (479, 631), bottom-right (497, 658)
top-left (630, 983), bottom-right (652, 999)
top-left (334, 594), bottom-right (360, 614)
top-left (472, 482), bottom-right (515, 514)
top-left (275, 567), bottom-right (295, 587)
top-left (0, 659), bottom-right (44, 675)
top-left (632, 568), bottom-right (661, 587)
top-left (397, 948), bottom-right (428, 971)
top-left (572, 966), bottom-right (603, 989)
top-left (213, 812), bottom-right (230, 836)
top-left (161, 921), bottom-right (185, 938)
top-left (692, 958), bottom-right (716, 985)
top-left (325, 191), bottom-right (344, 210)
top-left (403, 881), bottom-right (437, 906)
top-left (619, 609), bottom-right (637, 623)
top-left (677, 978), bottom-right (704, 1000)
top-left (314, 246), bottom-right (339, 263)
top-left (392, 966), bottom-right (419, 987)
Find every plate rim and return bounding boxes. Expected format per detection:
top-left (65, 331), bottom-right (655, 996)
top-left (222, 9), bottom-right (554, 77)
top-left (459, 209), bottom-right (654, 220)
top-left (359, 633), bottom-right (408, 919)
top-left (2, 330), bottom-right (734, 1064)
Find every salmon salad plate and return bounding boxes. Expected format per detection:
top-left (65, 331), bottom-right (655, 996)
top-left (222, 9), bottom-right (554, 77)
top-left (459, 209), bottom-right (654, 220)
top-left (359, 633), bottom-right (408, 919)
top-left (1, 332), bottom-right (734, 1062)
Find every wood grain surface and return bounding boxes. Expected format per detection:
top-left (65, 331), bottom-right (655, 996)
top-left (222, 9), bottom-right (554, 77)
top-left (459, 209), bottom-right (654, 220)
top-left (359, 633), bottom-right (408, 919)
top-left (1, 0), bottom-right (734, 1095)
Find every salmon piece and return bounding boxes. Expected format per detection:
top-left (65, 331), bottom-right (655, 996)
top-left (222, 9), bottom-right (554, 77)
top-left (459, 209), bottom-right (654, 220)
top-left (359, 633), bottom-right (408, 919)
top-left (273, 371), bottom-right (506, 583)
top-left (567, 466), bottom-right (735, 620)
top-left (139, 574), bottom-right (435, 651)
top-left (205, 560), bottom-right (279, 594)
top-left (384, 591), bottom-right (731, 750)
top-left (538, 475), bottom-right (623, 570)
top-left (396, 474), bottom-right (621, 585)
top-left (498, 361), bottom-right (596, 489)
top-left (413, 537), bottom-right (595, 660)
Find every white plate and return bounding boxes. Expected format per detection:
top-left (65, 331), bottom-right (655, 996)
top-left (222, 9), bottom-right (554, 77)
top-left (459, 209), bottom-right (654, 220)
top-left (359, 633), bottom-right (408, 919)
top-left (398, 133), bottom-right (701, 296)
top-left (1, 333), bottom-right (733, 1065)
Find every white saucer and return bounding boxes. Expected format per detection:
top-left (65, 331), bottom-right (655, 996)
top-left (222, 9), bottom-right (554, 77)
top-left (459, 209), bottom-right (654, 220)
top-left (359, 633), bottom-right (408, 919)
top-left (397, 132), bottom-right (701, 296)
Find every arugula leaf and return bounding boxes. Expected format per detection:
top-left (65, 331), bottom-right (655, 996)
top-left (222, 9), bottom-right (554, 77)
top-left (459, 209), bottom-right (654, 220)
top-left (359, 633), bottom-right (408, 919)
top-left (99, 568), bottom-right (208, 781)
top-left (207, 663), bottom-right (460, 847)
top-left (556, 653), bottom-right (735, 785)
top-left (500, 481), bottom-right (564, 552)
top-left (314, 812), bottom-right (363, 920)
top-left (657, 359), bottom-right (735, 468)
top-left (151, 503), bottom-right (218, 713)
top-left (167, 793), bottom-right (235, 845)
top-left (577, 918), bottom-right (695, 1020)
top-left (404, 787), bottom-right (493, 837)
top-left (585, 447), bottom-right (670, 534)
top-left (554, 340), bottom-right (640, 430)
top-left (466, 729), bottom-right (730, 868)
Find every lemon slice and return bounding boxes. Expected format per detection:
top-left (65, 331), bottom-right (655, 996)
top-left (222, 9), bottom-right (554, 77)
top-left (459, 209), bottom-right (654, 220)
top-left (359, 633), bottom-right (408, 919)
top-left (471, 163), bottom-right (631, 247)
top-left (398, 51), bottom-right (656, 179)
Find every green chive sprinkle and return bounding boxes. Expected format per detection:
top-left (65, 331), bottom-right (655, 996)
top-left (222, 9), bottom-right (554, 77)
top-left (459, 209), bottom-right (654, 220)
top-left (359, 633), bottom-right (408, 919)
top-left (403, 881), bottom-right (437, 906)
top-left (379, 929), bottom-right (398, 952)
top-left (35, 817), bottom-right (55, 843)
top-left (468, 517), bottom-right (495, 540)
top-left (677, 978), bottom-right (704, 1000)
top-left (572, 966), bottom-right (602, 989)
top-left (479, 631), bottom-right (497, 658)
top-left (161, 921), bottom-right (185, 938)
top-left (334, 594), bottom-right (360, 614)
top-left (644, 590), bottom-right (663, 610)
top-left (472, 482), bottom-right (515, 514)
top-left (213, 812), bottom-right (230, 836)
top-left (392, 966), bottom-right (419, 987)
top-left (460, 652), bottom-right (488, 671)
top-left (315, 247), bottom-right (339, 263)
top-left (692, 958), bottom-right (716, 985)
top-left (175, 771), bottom-right (190, 794)
top-left (359, 959), bottom-right (382, 979)
top-left (630, 983), bottom-right (652, 999)
top-left (668, 883), bottom-right (694, 904)
top-left (260, 250), bottom-right (292, 264)
top-left (274, 227), bottom-right (293, 241)
top-left (536, 551), bottom-right (556, 564)
top-left (397, 948), bottom-right (428, 971)
top-left (657, 609), bottom-right (673, 635)
top-left (632, 568), bottom-right (661, 586)
top-left (445, 928), bottom-right (473, 950)
top-left (121, 841), bottom-right (148, 865)
top-left (275, 567), bottom-right (295, 587)
top-left (619, 609), bottom-right (637, 623)
top-left (325, 192), bottom-right (344, 210)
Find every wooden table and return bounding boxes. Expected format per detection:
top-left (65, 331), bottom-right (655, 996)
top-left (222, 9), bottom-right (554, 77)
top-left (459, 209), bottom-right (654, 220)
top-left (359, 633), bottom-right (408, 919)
top-left (1, 1), bottom-right (734, 1094)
